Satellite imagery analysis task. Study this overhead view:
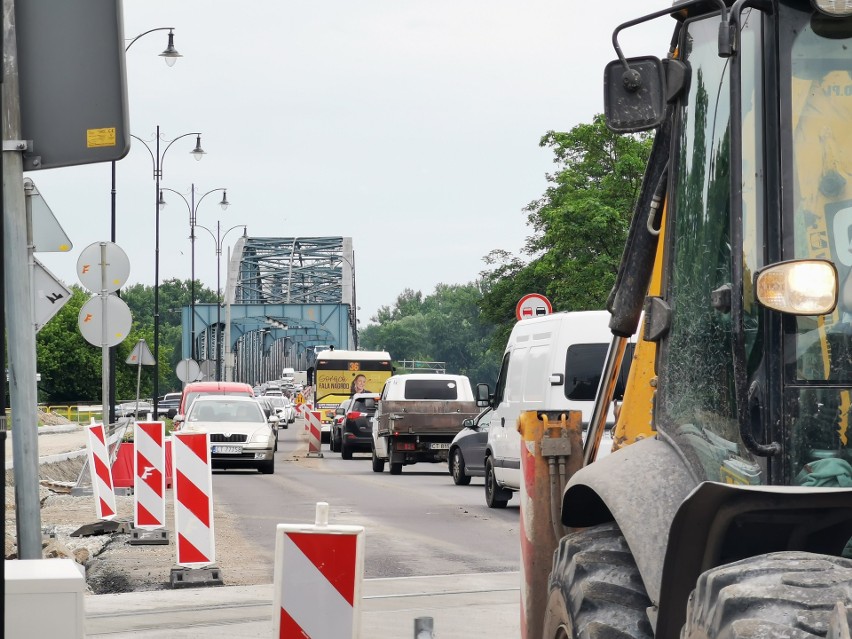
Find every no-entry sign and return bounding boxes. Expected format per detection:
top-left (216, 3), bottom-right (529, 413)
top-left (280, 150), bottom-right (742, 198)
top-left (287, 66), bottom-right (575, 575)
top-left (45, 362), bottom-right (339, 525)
top-left (515, 293), bottom-right (552, 321)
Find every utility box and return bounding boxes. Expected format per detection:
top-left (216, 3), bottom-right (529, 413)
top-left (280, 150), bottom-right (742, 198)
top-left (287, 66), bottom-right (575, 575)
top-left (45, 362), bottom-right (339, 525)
top-left (4, 559), bottom-right (85, 639)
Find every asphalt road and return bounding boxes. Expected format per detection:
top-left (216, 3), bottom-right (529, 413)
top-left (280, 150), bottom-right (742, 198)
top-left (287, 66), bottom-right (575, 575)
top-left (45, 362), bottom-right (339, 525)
top-left (211, 420), bottom-right (521, 580)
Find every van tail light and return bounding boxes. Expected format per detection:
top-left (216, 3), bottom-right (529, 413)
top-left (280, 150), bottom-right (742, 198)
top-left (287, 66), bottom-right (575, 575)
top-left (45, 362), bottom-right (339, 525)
top-left (346, 411), bottom-right (365, 420)
top-left (397, 442), bottom-right (416, 451)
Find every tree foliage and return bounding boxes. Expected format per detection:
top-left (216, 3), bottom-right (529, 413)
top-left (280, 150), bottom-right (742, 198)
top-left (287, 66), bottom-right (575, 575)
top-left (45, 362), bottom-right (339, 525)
top-left (359, 284), bottom-right (500, 386)
top-left (479, 114), bottom-right (653, 349)
top-left (36, 280), bottom-right (216, 403)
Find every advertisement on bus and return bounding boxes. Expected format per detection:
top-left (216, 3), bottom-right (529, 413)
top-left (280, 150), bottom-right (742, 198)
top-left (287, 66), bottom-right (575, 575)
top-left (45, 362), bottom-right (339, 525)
top-left (314, 350), bottom-right (393, 421)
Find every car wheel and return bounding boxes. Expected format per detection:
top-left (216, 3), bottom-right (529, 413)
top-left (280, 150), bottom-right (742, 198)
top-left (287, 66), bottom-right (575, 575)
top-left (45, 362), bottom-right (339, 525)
top-left (450, 448), bottom-right (471, 486)
top-left (341, 440), bottom-right (353, 460)
top-left (259, 458), bottom-right (275, 474)
top-left (371, 448), bottom-right (385, 473)
top-left (485, 456), bottom-right (509, 508)
top-left (274, 434), bottom-right (278, 452)
top-left (389, 462), bottom-right (403, 475)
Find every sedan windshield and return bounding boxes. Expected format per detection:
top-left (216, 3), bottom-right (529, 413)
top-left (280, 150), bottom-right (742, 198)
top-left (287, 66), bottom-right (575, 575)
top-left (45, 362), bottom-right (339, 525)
top-left (189, 401), bottom-right (264, 423)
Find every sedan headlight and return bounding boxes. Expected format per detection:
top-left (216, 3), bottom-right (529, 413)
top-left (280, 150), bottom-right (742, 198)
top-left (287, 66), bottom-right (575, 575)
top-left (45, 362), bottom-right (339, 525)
top-left (251, 429), bottom-right (273, 443)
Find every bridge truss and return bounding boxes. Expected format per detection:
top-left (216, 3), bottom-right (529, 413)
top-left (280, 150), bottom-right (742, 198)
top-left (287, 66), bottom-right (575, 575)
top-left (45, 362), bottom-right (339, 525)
top-left (181, 236), bottom-right (357, 384)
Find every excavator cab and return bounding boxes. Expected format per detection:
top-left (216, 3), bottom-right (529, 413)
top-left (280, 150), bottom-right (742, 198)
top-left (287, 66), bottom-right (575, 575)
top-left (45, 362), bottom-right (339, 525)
top-left (538, 2), bottom-right (852, 637)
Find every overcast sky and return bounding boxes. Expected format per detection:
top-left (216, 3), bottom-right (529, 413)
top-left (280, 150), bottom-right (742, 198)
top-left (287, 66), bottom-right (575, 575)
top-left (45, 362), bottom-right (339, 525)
top-left (33, 0), bottom-right (672, 325)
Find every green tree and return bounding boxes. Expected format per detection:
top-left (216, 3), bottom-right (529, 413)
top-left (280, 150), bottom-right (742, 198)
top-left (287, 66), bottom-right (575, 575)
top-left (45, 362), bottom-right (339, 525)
top-left (479, 114), bottom-right (653, 350)
top-left (360, 282), bottom-right (499, 385)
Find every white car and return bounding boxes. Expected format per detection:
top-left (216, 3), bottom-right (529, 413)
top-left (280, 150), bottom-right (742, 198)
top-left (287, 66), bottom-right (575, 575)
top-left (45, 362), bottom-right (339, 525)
top-left (180, 395), bottom-right (277, 474)
top-left (264, 395), bottom-right (295, 427)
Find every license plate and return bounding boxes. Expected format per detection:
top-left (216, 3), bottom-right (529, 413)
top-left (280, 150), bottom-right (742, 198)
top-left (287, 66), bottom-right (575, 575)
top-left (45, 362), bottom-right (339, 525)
top-left (430, 443), bottom-right (450, 450)
top-left (212, 445), bottom-right (242, 454)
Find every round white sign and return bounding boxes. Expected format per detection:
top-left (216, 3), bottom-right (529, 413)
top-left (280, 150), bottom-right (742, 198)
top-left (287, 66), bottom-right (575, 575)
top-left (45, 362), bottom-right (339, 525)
top-left (78, 294), bottom-right (132, 347)
top-left (176, 358), bottom-right (202, 383)
top-left (76, 241), bottom-right (130, 294)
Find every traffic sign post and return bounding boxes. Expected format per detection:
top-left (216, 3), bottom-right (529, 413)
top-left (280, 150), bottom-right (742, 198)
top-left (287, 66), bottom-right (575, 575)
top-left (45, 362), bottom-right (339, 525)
top-left (127, 340), bottom-right (156, 420)
top-left (515, 293), bottom-right (553, 321)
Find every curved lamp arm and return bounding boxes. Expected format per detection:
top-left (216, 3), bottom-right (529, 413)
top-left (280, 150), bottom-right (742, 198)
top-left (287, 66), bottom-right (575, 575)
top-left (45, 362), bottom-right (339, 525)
top-left (125, 26), bottom-right (176, 52)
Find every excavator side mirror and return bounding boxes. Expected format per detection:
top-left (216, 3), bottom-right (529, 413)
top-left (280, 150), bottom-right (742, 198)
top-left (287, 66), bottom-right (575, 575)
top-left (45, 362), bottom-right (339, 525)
top-left (604, 56), bottom-right (666, 133)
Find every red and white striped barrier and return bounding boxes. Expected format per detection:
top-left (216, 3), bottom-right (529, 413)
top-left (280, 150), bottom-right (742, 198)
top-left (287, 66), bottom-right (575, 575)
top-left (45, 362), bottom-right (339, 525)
top-left (86, 423), bottom-right (117, 520)
top-left (306, 410), bottom-right (323, 457)
top-left (273, 502), bottom-right (365, 638)
top-left (173, 432), bottom-right (215, 567)
top-left (133, 421), bottom-right (166, 529)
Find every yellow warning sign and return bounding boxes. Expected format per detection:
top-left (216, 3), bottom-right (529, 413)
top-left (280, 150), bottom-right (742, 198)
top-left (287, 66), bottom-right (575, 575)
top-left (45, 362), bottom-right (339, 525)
top-left (87, 127), bottom-right (116, 148)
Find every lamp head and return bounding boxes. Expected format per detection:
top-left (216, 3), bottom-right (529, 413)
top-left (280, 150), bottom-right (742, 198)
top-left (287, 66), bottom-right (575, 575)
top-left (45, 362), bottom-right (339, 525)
top-left (158, 190), bottom-right (166, 210)
top-left (191, 135), bottom-right (206, 161)
top-left (159, 30), bottom-right (182, 67)
top-left (220, 190), bottom-right (230, 211)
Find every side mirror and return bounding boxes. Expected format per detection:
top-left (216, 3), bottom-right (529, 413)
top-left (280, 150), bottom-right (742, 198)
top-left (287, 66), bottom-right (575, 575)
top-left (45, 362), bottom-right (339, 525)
top-left (476, 383), bottom-right (491, 407)
top-left (462, 418), bottom-right (475, 429)
top-left (603, 56), bottom-right (665, 133)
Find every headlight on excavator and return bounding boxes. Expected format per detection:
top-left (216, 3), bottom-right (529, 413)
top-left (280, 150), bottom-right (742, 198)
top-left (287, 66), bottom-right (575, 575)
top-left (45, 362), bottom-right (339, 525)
top-left (755, 259), bottom-right (838, 315)
top-left (811, 0), bottom-right (852, 17)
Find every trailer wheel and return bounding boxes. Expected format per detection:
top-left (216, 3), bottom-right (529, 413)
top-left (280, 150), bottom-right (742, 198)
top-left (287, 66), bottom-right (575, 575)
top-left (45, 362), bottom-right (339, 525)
top-left (542, 521), bottom-right (653, 639)
top-left (371, 448), bottom-right (385, 473)
top-left (681, 551), bottom-right (852, 639)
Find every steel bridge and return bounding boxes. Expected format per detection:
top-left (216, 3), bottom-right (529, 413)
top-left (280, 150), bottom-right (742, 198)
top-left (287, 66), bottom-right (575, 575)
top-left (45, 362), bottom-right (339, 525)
top-left (181, 236), bottom-right (357, 384)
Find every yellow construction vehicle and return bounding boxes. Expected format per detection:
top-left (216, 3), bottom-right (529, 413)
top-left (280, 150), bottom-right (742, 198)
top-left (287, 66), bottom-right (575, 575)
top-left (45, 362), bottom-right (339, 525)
top-left (530, 1), bottom-right (852, 636)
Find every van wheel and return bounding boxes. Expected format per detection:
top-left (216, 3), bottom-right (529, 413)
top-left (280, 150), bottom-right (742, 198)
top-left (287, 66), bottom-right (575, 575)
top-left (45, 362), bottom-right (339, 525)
top-left (485, 457), bottom-right (510, 508)
top-left (389, 462), bottom-right (403, 475)
top-left (371, 448), bottom-right (385, 473)
top-left (450, 448), bottom-right (471, 486)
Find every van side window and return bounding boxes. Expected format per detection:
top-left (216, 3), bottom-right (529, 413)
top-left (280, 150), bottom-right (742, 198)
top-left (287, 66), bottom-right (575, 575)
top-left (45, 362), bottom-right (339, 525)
top-left (564, 343), bottom-right (608, 401)
top-left (493, 353), bottom-right (511, 404)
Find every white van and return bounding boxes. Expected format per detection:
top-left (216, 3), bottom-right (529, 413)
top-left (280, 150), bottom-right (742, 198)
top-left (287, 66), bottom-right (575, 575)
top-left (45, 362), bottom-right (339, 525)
top-left (479, 310), bottom-right (629, 508)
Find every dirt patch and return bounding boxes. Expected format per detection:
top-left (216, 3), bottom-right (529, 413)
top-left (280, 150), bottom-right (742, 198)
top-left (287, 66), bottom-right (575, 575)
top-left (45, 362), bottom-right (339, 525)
top-left (6, 483), bottom-right (271, 592)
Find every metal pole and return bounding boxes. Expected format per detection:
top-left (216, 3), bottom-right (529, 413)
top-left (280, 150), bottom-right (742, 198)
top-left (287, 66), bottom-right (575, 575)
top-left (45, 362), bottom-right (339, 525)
top-left (224, 246), bottom-right (232, 381)
top-left (99, 244), bottom-right (110, 425)
top-left (153, 126), bottom-right (161, 417)
top-left (3, 0), bottom-right (43, 558)
top-left (109, 161), bottom-right (117, 424)
top-left (216, 220), bottom-right (222, 381)
top-left (190, 183), bottom-right (197, 361)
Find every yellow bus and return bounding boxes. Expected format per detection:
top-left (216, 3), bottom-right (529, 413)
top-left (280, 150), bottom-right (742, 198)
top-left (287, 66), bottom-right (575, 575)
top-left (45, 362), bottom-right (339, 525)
top-left (313, 349), bottom-right (393, 422)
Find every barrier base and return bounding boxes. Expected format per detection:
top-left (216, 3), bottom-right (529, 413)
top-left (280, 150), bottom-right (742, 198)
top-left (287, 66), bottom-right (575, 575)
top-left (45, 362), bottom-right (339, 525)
top-left (129, 528), bottom-right (170, 545)
top-left (70, 486), bottom-right (93, 497)
top-left (70, 519), bottom-right (132, 537)
top-left (115, 487), bottom-right (134, 497)
top-left (169, 566), bottom-right (224, 589)
top-left (306, 451), bottom-right (324, 458)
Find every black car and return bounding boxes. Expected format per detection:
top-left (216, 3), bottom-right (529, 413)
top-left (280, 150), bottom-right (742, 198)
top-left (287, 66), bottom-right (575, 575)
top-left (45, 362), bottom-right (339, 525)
top-left (448, 407), bottom-right (493, 485)
top-left (337, 393), bottom-right (380, 460)
top-left (157, 392), bottom-right (182, 419)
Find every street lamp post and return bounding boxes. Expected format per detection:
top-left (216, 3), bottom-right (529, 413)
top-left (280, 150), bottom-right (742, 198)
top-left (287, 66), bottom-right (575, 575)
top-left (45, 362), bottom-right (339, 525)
top-left (196, 223), bottom-right (247, 380)
top-left (109, 27), bottom-right (181, 425)
top-left (158, 185), bottom-right (230, 361)
top-left (131, 127), bottom-right (206, 417)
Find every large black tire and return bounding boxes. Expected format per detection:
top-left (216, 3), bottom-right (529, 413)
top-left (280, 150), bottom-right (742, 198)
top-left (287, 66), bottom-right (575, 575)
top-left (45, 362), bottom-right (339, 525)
top-left (329, 430), bottom-right (338, 453)
top-left (681, 552), bottom-right (852, 638)
top-left (258, 458), bottom-right (275, 475)
top-left (450, 448), bottom-right (471, 486)
top-left (485, 456), bottom-right (510, 508)
top-left (341, 440), bottom-right (353, 460)
top-left (542, 521), bottom-right (653, 639)
top-left (371, 448), bottom-right (385, 473)
top-left (389, 462), bottom-right (403, 475)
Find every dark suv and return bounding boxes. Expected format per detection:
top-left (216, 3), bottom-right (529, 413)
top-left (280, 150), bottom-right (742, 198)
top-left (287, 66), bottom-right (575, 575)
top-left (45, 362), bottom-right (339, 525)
top-left (338, 393), bottom-right (380, 460)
